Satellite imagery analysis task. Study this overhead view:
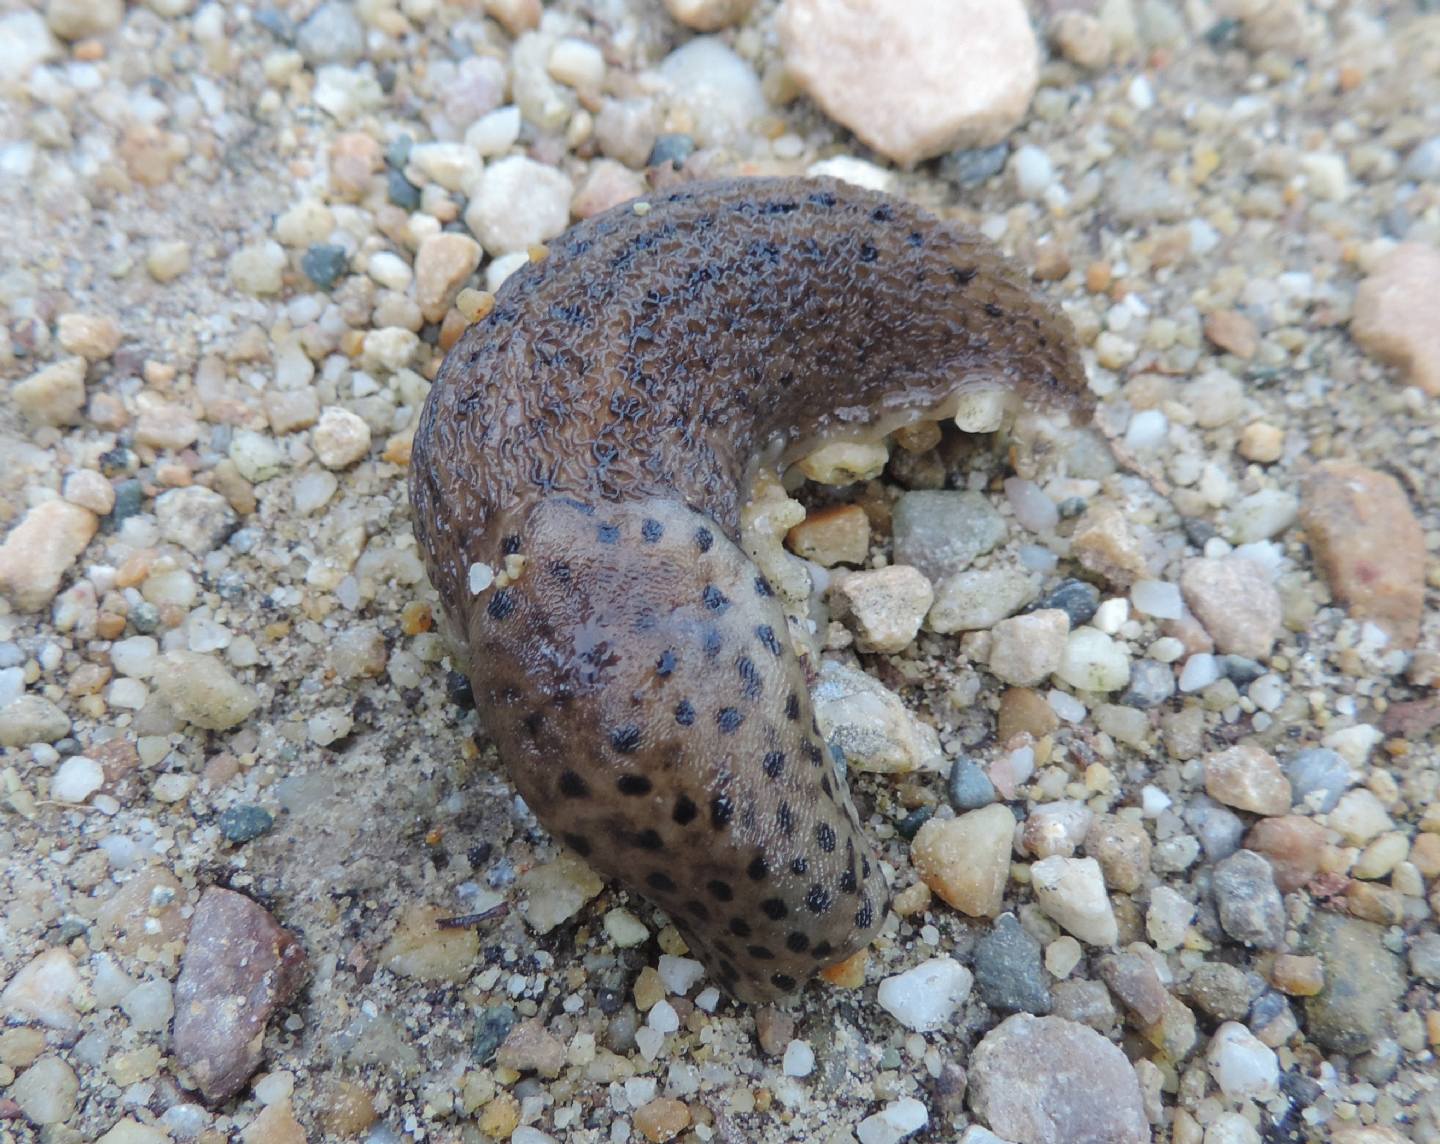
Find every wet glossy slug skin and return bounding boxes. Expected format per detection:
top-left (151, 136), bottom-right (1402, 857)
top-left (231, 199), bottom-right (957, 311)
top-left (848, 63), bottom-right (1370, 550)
top-left (410, 176), bottom-right (1088, 1002)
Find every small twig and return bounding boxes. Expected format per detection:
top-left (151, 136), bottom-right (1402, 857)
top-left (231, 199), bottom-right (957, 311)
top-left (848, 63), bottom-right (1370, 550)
top-left (436, 902), bottom-right (509, 929)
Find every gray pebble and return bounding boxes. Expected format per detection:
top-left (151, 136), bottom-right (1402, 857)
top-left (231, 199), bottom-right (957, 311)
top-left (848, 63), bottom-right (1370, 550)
top-left (296, 1), bottom-right (365, 65)
top-left (1120, 658), bottom-right (1175, 709)
top-left (1034, 578), bottom-right (1099, 627)
top-left (1050, 979), bottom-right (1116, 1031)
top-left (473, 1005), bottom-right (517, 1062)
top-left (302, 244), bottom-right (350, 292)
top-left (892, 491), bottom-right (1007, 581)
top-left (1283, 747), bottom-right (1350, 813)
top-left (218, 805), bottom-right (274, 844)
top-left (947, 757), bottom-right (996, 810)
top-left (973, 914), bottom-right (1052, 1015)
top-left (1304, 914), bottom-right (1405, 1055)
top-left (1211, 849), bottom-right (1285, 949)
top-left (1410, 932), bottom-right (1440, 985)
top-left (1218, 655), bottom-right (1264, 685)
top-left (1183, 799), bottom-right (1245, 862)
top-left (1185, 962), bottom-right (1256, 1022)
top-left (387, 168), bottom-right (421, 211)
top-left (940, 143), bottom-right (1009, 186)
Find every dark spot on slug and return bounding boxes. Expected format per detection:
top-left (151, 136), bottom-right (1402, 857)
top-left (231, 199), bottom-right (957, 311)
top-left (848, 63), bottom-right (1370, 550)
top-left (806, 885), bottom-right (832, 914)
top-left (757, 625), bottom-right (782, 656)
top-left (716, 707), bottom-right (743, 734)
top-left (559, 771), bottom-right (588, 798)
top-left (694, 526), bottom-right (713, 552)
top-left (702, 585), bottom-right (730, 613)
top-left (487, 590), bottom-right (516, 620)
top-left (642, 518), bottom-right (664, 542)
top-left (655, 650), bottom-right (676, 676)
top-left (633, 829), bottom-right (663, 851)
top-left (763, 751), bottom-right (785, 779)
top-left (816, 822), bottom-right (836, 852)
top-left (785, 693), bottom-right (801, 721)
top-left (786, 931), bottom-right (810, 953)
top-left (730, 917), bottom-right (752, 937)
top-left (610, 725), bottom-right (643, 754)
top-left (761, 898), bottom-right (787, 920)
top-left (501, 533), bottom-right (521, 554)
top-left (747, 945), bottom-right (774, 961)
top-left (616, 774), bottom-right (652, 795)
top-left (647, 871), bottom-right (676, 892)
top-left (770, 973), bottom-right (796, 991)
top-left (675, 700), bottom-right (696, 726)
top-left (859, 242), bottom-right (878, 262)
top-left (597, 522), bottom-right (620, 544)
top-left (710, 796), bottom-right (734, 829)
top-left (754, 576), bottom-right (773, 597)
top-left (563, 832), bottom-right (591, 856)
top-left (747, 854), bottom-right (769, 881)
top-left (673, 795), bottom-right (698, 825)
top-left (708, 879), bottom-right (734, 901)
top-left (737, 657), bottom-right (762, 698)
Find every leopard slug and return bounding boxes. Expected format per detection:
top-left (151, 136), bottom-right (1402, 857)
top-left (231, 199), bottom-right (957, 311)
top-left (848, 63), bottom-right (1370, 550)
top-left (410, 176), bottom-right (1087, 1001)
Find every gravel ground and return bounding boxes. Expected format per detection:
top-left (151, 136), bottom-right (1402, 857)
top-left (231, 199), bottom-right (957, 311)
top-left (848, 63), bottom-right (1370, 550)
top-left (1, 0), bottom-right (1438, 1142)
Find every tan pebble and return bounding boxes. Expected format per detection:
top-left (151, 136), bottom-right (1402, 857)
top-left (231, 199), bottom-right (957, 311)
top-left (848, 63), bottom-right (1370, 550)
top-left (831, 564), bottom-right (933, 653)
top-left (313, 406), bottom-right (373, 469)
top-left (0, 500), bottom-right (98, 612)
top-left (496, 1018), bottom-right (566, 1079)
top-left (63, 469), bottom-right (116, 514)
top-left (13, 356), bottom-right (87, 425)
top-left (1411, 832), bottom-right (1440, 878)
top-left (635, 1096), bottom-right (691, 1142)
top-left (1180, 556), bottom-right (1282, 659)
top-left (415, 233), bottom-right (483, 323)
top-left (633, 966), bottom-right (665, 1011)
top-left (1269, 954), bottom-right (1323, 996)
top-left (1203, 309), bottom-right (1259, 359)
top-left (94, 867), bottom-right (189, 956)
top-left (1032, 237), bottom-right (1072, 281)
top-left (779, 0), bottom-right (1038, 165)
top-left (483, 0), bottom-right (540, 35)
top-left (911, 804), bottom-right (1014, 917)
top-left (988, 609), bottom-right (1068, 687)
top-left (572, 159), bottom-right (648, 220)
top-left (1085, 262), bottom-right (1112, 293)
top-left (328, 131), bottom-right (383, 200)
top-left (1204, 744), bottom-right (1291, 817)
top-left (1351, 242), bottom-right (1440, 396)
top-left (1237, 421), bottom-right (1284, 463)
top-left (1084, 814), bottom-right (1152, 893)
top-left (785, 504), bottom-right (871, 567)
top-left (998, 687), bottom-right (1059, 744)
top-left (57, 313), bottom-right (122, 360)
top-left (1245, 815), bottom-right (1325, 892)
top-left (265, 389), bottom-right (320, 435)
top-left (1049, 10), bottom-right (1110, 69)
top-left (378, 905), bottom-right (478, 983)
top-left (1346, 881), bottom-right (1403, 925)
top-left (134, 400), bottom-right (202, 451)
top-left (478, 1092), bottom-right (520, 1138)
top-left (892, 881), bottom-right (932, 917)
top-left (1071, 503), bottom-right (1148, 587)
top-left (320, 1079), bottom-right (377, 1136)
top-left (663, 0), bottom-right (754, 30)
top-left (753, 1005), bottom-right (795, 1056)
top-left (1299, 461), bottom-right (1425, 648)
top-left (147, 239), bottom-right (191, 282)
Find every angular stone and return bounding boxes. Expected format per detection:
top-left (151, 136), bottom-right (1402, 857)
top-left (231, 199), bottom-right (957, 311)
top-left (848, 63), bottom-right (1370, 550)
top-left (1299, 461), bottom-right (1425, 647)
top-left (0, 949), bottom-right (82, 1032)
top-left (415, 233), bottom-right (482, 323)
top-left (1180, 556), bottom-right (1281, 659)
top-left (173, 887), bottom-right (309, 1103)
top-left (1204, 744), bottom-right (1291, 816)
top-left (911, 805), bottom-right (1014, 918)
top-left (1304, 914), bottom-right (1404, 1055)
top-left (0, 500), bottom-right (98, 611)
top-left (1211, 849), bottom-right (1285, 950)
top-left (967, 1014), bottom-right (1148, 1144)
top-left (833, 565), bottom-right (934, 653)
top-left (12, 356), bottom-right (87, 425)
top-left (811, 659), bottom-right (944, 774)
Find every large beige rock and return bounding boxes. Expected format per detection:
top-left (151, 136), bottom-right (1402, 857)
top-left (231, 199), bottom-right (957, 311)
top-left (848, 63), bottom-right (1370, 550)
top-left (1352, 243), bottom-right (1440, 396)
top-left (778, 0), bottom-right (1038, 166)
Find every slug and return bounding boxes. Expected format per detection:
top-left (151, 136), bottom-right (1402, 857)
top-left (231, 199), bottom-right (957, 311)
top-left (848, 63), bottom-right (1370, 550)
top-left (410, 176), bottom-right (1088, 1002)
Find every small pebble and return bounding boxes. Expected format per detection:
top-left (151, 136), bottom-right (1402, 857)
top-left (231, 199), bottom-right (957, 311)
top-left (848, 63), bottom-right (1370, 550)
top-left (876, 956), bottom-right (973, 1032)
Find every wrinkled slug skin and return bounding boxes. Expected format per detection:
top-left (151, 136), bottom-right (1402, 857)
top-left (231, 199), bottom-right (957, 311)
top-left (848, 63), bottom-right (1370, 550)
top-left (410, 176), bottom-right (1088, 1001)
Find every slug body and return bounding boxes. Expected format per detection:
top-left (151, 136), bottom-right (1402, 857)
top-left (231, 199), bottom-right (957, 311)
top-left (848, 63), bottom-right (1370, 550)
top-left (410, 177), bottom-right (1087, 1001)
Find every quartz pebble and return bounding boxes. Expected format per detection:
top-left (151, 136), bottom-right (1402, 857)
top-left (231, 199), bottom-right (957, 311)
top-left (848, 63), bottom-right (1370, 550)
top-left (156, 486), bottom-right (238, 555)
top-left (415, 233), bottom-right (482, 323)
top-left (779, 0), bottom-right (1038, 165)
top-left (465, 156), bottom-right (573, 256)
top-left (313, 406), bottom-right (372, 469)
top-left (833, 565), bottom-right (934, 653)
top-left (876, 956), bottom-right (973, 1031)
top-left (1299, 461), bottom-right (1426, 647)
top-left (1055, 627), bottom-right (1131, 692)
top-left (11, 1054), bottom-right (79, 1125)
top-left (0, 949), bottom-right (82, 1031)
top-left (518, 853), bottom-right (604, 933)
top-left (911, 805), bottom-right (1014, 917)
top-left (663, 0), bottom-right (754, 30)
top-left (1029, 856), bottom-right (1118, 947)
top-left (782, 1039), bottom-right (815, 1077)
top-left (52, 755), bottom-right (104, 802)
top-left (856, 1097), bottom-right (928, 1144)
top-left (928, 568), bottom-right (1036, 634)
top-left (810, 660), bottom-right (944, 773)
top-left (153, 651), bottom-right (259, 731)
top-left (967, 1014), bottom-right (1149, 1144)
top-left (655, 37), bottom-right (767, 149)
top-left (988, 609), bottom-right (1069, 687)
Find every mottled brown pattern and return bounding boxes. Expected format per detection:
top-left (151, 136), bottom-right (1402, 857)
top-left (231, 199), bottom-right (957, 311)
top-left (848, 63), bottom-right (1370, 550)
top-left (410, 176), bottom-right (1087, 1000)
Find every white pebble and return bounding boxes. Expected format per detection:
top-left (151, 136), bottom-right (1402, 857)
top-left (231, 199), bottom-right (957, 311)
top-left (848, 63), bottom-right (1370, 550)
top-left (694, 987), bottom-right (720, 1013)
top-left (1046, 688), bottom-right (1087, 723)
top-left (1055, 628), bottom-right (1131, 692)
top-left (52, 756), bottom-right (104, 802)
top-left (1147, 636), bottom-right (1186, 663)
top-left (547, 38), bottom-right (605, 90)
top-left (1003, 477), bottom-right (1058, 533)
top-left (657, 954), bottom-right (705, 996)
top-left (634, 1026), bottom-right (665, 1061)
top-left (1010, 144), bottom-right (1055, 199)
top-left (468, 562), bottom-right (494, 595)
top-left (466, 105), bottom-right (522, 157)
top-left (110, 635), bottom-right (159, 678)
top-left (1130, 580), bottom-right (1183, 620)
top-left (1207, 1021), bottom-right (1279, 1101)
top-left (1178, 653), bottom-right (1220, 692)
top-left (857, 1097), bottom-right (928, 1144)
top-left (1123, 408), bottom-right (1168, 450)
top-left (1092, 598), bottom-right (1128, 634)
top-left (487, 251), bottom-right (531, 291)
top-left (876, 956), bottom-right (973, 1032)
top-left (602, 908), bottom-right (649, 948)
top-left (366, 250), bottom-right (413, 292)
top-left (782, 1039), bottom-right (815, 1078)
top-left (1249, 673), bottom-right (1285, 712)
top-left (647, 999), bottom-right (680, 1033)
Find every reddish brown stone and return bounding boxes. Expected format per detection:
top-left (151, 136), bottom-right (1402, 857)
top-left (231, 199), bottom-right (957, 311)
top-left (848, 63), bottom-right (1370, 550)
top-left (1246, 815), bottom-right (1327, 893)
top-left (1300, 461), bottom-right (1425, 648)
top-left (172, 887), bottom-right (308, 1104)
